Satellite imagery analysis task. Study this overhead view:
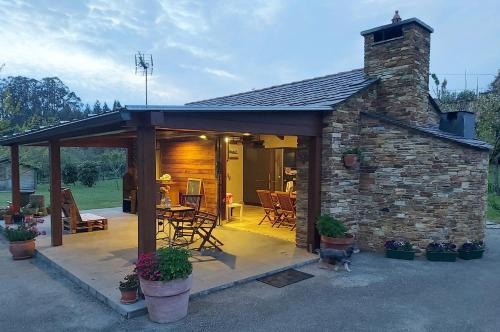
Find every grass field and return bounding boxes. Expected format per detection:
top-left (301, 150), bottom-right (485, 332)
top-left (0, 179), bottom-right (122, 211)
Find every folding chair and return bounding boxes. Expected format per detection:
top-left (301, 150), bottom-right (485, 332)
top-left (171, 194), bottom-right (203, 243)
top-left (192, 211), bottom-right (224, 251)
top-left (276, 192), bottom-right (296, 231)
top-left (256, 190), bottom-right (281, 226)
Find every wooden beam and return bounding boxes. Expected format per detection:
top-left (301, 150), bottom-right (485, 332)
top-left (137, 125), bottom-right (157, 255)
top-left (307, 135), bottom-right (322, 251)
top-left (49, 140), bottom-right (62, 246)
top-left (10, 145), bottom-right (21, 212)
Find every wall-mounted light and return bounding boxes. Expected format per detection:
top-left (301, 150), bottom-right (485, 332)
top-left (199, 135), bottom-right (207, 140)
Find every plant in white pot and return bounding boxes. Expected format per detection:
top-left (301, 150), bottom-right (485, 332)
top-left (135, 247), bottom-right (193, 323)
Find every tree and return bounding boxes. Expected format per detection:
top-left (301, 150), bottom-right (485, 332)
top-left (83, 103), bottom-right (91, 117)
top-left (102, 102), bottom-right (111, 113)
top-left (93, 100), bottom-right (102, 114)
top-left (62, 163), bottom-right (79, 185)
top-left (78, 162), bottom-right (99, 187)
top-left (112, 100), bottom-right (122, 110)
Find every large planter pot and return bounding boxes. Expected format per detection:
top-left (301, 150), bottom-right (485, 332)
top-left (458, 249), bottom-right (485, 260)
top-left (140, 274), bottom-right (193, 323)
top-left (320, 234), bottom-right (355, 250)
top-left (4, 215), bottom-right (13, 224)
top-left (343, 154), bottom-right (359, 168)
top-left (426, 251), bottom-right (457, 262)
top-left (119, 287), bottom-right (138, 304)
top-left (9, 239), bottom-right (35, 260)
top-left (385, 249), bottom-right (415, 260)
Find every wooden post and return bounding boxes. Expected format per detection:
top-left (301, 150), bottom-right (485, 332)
top-left (10, 145), bottom-right (21, 213)
top-left (137, 125), bottom-right (157, 255)
top-left (49, 140), bottom-right (62, 246)
top-left (307, 135), bottom-right (322, 251)
top-left (127, 141), bottom-right (135, 169)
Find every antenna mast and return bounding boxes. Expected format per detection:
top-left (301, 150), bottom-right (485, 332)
top-left (135, 52), bottom-right (153, 107)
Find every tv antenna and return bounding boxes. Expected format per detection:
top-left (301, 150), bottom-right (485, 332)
top-left (135, 52), bottom-right (153, 107)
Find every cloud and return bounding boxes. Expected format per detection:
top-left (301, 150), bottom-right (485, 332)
top-left (163, 41), bottom-right (230, 61)
top-left (180, 64), bottom-right (239, 80)
top-left (155, 0), bottom-right (209, 35)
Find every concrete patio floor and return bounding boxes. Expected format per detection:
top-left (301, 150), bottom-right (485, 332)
top-left (24, 208), bottom-right (316, 317)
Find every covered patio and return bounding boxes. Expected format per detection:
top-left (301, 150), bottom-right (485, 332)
top-left (1, 105), bottom-right (325, 315)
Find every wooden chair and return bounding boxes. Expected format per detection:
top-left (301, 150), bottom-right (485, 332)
top-left (276, 192), bottom-right (296, 231)
top-left (61, 188), bottom-right (108, 233)
top-left (192, 211), bottom-right (224, 251)
top-left (256, 190), bottom-right (281, 226)
top-left (170, 194), bottom-right (203, 243)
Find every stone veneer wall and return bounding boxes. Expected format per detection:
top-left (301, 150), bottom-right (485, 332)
top-left (364, 22), bottom-right (434, 126)
top-left (321, 85), bottom-right (377, 234)
top-left (295, 138), bottom-right (309, 248)
top-left (357, 116), bottom-right (490, 250)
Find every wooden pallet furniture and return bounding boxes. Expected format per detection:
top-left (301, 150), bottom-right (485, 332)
top-left (61, 188), bottom-right (108, 233)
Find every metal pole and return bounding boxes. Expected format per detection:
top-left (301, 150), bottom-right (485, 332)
top-left (145, 69), bottom-right (148, 107)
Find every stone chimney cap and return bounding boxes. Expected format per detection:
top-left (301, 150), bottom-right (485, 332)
top-left (360, 17), bottom-right (434, 36)
top-left (392, 10), bottom-right (401, 23)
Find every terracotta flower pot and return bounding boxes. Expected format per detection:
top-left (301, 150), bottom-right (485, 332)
top-left (119, 287), bottom-right (138, 304)
top-left (140, 274), bottom-right (193, 323)
top-left (9, 239), bottom-right (35, 260)
top-left (320, 234), bottom-right (355, 250)
top-left (4, 215), bottom-right (13, 224)
top-left (343, 154), bottom-right (359, 168)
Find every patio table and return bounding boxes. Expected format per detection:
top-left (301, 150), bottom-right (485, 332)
top-left (156, 205), bottom-right (195, 247)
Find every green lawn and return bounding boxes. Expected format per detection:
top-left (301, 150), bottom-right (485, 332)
top-left (0, 179), bottom-right (122, 210)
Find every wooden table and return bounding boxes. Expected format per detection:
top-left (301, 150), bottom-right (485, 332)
top-left (156, 205), bottom-right (196, 246)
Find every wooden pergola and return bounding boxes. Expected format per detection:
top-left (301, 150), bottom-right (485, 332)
top-left (2, 105), bottom-right (328, 255)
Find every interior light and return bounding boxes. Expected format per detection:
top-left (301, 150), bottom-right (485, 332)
top-left (199, 135), bottom-right (207, 140)
top-left (243, 133), bottom-right (251, 136)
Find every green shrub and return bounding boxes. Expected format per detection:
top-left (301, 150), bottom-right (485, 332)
top-left (62, 163), bottom-right (79, 185)
top-left (78, 162), bottom-right (99, 187)
top-left (316, 214), bottom-right (348, 238)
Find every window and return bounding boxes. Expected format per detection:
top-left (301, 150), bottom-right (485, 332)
top-left (373, 26), bottom-right (403, 43)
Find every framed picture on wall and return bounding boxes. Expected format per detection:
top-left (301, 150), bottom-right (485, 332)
top-left (186, 178), bottom-right (203, 195)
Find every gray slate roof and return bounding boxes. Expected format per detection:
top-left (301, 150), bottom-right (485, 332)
top-left (361, 112), bottom-right (492, 151)
top-left (187, 68), bottom-right (377, 107)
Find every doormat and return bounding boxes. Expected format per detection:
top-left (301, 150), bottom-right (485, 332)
top-left (257, 269), bottom-right (314, 288)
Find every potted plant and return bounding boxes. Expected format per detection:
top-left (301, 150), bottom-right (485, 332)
top-left (135, 247), bottom-right (193, 323)
top-left (316, 215), bottom-right (354, 250)
top-left (21, 205), bottom-right (36, 222)
top-left (343, 148), bottom-right (361, 168)
top-left (3, 221), bottom-right (45, 260)
top-left (426, 241), bottom-right (458, 262)
top-left (119, 273), bottom-right (139, 304)
top-left (384, 240), bottom-right (415, 260)
top-left (3, 210), bottom-right (13, 225)
top-left (458, 240), bottom-right (485, 260)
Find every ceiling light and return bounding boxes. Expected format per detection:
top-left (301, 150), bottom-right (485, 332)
top-left (243, 133), bottom-right (251, 136)
top-left (224, 137), bottom-right (229, 143)
top-left (199, 135), bottom-right (207, 140)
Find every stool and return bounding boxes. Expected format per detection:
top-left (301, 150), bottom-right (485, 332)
top-left (226, 203), bottom-right (243, 221)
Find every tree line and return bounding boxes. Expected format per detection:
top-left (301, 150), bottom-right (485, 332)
top-left (0, 75), bottom-right (126, 184)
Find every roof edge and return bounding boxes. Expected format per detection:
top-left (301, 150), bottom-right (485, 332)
top-left (360, 112), bottom-right (491, 151)
top-left (124, 105), bottom-right (333, 113)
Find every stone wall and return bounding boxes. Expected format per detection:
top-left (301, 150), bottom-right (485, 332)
top-left (321, 85), bottom-right (377, 233)
top-left (357, 116), bottom-right (490, 250)
top-left (364, 22), bottom-right (434, 126)
top-left (295, 138), bottom-right (309, 248)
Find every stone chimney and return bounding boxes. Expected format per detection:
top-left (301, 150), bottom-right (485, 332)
top-left (361, 13), bottom-right (434, 126)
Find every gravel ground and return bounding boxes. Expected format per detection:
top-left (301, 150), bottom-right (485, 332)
top-left (1, 230), bottom-right (499, 332)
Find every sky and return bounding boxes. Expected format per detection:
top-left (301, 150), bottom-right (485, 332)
top-left (0, 0), bottom-right (498, 107)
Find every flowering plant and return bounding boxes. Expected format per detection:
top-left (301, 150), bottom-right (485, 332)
top-left (384, 240), bottom-right (414, 251)
top-left (135, 247), bottom-right (192, 282)
top-left (3, 221), bottom-right (46, 242)
top-left (426, 241), bottom-right (456, 253)
top-left (459, 240), bottom-right (484, 251)
top-left (119, 273), bottom-right (139, 290)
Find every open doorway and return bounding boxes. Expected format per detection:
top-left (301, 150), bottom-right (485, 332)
top-left (225, 135), bottom-right (297, 243)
